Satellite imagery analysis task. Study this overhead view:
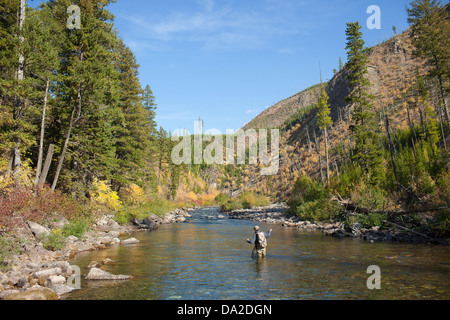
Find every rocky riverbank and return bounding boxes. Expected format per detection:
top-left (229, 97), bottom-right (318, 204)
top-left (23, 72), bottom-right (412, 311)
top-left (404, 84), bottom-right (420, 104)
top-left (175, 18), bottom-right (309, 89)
top-left (0, 208), bottom-right (190, 300)
top-left (227, 203), bottom-right (449, 245)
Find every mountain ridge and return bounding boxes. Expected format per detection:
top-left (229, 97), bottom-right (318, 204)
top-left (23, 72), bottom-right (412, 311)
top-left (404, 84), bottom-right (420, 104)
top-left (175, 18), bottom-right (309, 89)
top-left (236, 27), bottom-right (436, 200)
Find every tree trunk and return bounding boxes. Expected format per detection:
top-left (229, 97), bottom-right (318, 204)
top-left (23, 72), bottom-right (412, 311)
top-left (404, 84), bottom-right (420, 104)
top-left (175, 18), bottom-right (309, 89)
top-left (6, 149), bottom-right (13, 177)
top-left (346, 108), bottom-right (353, 157)
top-left (434, 57), bottom-right (449, 126)
top-left (334, 160), bottom-right (340, 182)
top-left (52, 44), bottom-right (83, 191)
top-left (324, 127), bottom-right (330, 186)
top-left (17, 0), bottom-right (26, 81)
top-left (37, 144), bottom-right (54, 189)
top-left (10, 0), bottom-right (26, 182)
top-left (406, 102), bottom-right (417, 159)
top-left (314, 131), bottom-right (324, 185)
top-left (306, 126), bottom-right (312, 154)
top-left (51, 88), bottom-right (82, 191)
top-left (422, 104), bottom-right (435, 157)
top-left (419, 108), bottom-right (427, 141)
top-left (385, 115), bottom-right (399, 190)
top-left (438, 105), bottom-right (447, 150)
top-left (35, 79), bottom-right (50, 185)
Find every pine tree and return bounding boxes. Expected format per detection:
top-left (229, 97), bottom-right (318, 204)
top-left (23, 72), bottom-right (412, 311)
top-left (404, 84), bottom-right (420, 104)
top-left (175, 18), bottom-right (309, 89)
top-left (156, 126), bottom-right (170, 184)
top-left (316, 87), bottom-right (333, 185)
top-left (407, 0), bottom-right (450, 125)
top-left (22, 6), bottom-right (62, 185)
top-left (48, 0), bottom-right (120, 192)
top-left (142, 83), bottom-right (159, 183)
top-left (112, 39), bottom-right (150, 189)
top-left (416, 70), bottom-right (441, 155)
top-left (339, 56), bottom-right (344, 71)
top-left (345, 22), bottom-right (384, 185)
top-left (0, 0), bottom-right (34, 182)
top-left (143, 84), bottom-right (157, 135)
top-left (0, 0), bottom-right (22, 158)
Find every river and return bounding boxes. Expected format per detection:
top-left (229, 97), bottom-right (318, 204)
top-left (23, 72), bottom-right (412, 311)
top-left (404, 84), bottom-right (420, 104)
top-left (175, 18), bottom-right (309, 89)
top-left (66, 207), bottom-right (450, 300)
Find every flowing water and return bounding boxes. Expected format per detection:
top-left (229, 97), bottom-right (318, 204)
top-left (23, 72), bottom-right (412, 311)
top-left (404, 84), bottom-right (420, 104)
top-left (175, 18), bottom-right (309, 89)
top-left (67, 207), bottom-right (450, 300)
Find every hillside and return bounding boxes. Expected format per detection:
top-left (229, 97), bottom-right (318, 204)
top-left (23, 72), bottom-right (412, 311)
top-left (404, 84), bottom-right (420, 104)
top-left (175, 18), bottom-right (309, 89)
top-left (236, 28), bottom-right (438, 200)
top-left (242, 83), bottom-right (324, 131)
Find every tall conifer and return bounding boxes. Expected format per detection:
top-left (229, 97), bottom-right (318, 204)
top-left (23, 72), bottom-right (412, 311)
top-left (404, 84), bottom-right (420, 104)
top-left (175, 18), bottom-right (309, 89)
top-left (345, 22), bottom-right (384, 185)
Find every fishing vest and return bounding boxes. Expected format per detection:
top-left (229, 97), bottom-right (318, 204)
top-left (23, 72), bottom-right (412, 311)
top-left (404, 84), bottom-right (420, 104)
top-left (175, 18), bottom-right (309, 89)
top-left (255, 231), bottom-right (267, 249)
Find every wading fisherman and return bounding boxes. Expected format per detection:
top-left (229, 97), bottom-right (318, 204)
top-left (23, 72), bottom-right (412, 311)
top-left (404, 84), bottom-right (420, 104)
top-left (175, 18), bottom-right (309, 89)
top-left (246, 226), bottom-right (272, 258)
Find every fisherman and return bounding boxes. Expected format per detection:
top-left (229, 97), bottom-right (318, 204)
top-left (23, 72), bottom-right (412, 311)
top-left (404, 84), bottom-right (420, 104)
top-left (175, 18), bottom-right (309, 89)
top-left (246, 226), bottom-right (272, 258)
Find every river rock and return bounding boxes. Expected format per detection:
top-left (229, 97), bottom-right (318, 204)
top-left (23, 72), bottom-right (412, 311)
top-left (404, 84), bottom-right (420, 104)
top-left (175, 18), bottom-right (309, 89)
top-left (0, 272), bottom-right (8, 285)
top-left (76, 242), bottom-right (95, 252)
top-left (122, 238), bottom-right (140, 245)
top-left (50, 217), bottom-right (69, 230)
top-left (87, 261), bottom-right (100, 269)
top-left (17, 276), bottom-right (28, 288)
top-left (331, 229), bottom-right (348, 239)
top-left (46, 275), bottom-right (66, 286)
top-left (5, 271), bottom-right (22, 287)
top-left (1, 286), bottom-right (59, 300)
top-left (98, 236), bottom-right (114, 245)
top-left (66, 235), bottom-right (79, 243)
top-left (176, 216), bottom-right (186, 223)
top-left (96, 217), bottom-right (121, 233)
top-left (85, 268), bottom-right (131, 281)
top-left (161, 214), bottom-right (176, 224)
top-left (27, 221), bottom-right (51, 238)
top-left (142, 218), bottom-right (158, 230)
top-left (50, 284), bottom-right (76, 296)
top-left (33, 267), bottom-right (62, 279)
top-left (102, 258), bottom-right (115, 265)
top-left (44, 261), bottom-right (70, 272)
top-left (107, 230), bottom-right (121, 238)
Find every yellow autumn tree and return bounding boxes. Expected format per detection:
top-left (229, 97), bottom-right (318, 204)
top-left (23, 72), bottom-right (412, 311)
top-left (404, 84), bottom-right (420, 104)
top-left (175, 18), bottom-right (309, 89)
top-left (120, 183), bottom-right (145, 206)
top-left (92, 178), bottom-right (122, 211)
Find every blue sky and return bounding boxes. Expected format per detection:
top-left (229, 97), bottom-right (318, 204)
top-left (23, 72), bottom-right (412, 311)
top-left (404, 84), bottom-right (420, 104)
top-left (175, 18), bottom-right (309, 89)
top-left (32, 0), bottom-right (414, 133)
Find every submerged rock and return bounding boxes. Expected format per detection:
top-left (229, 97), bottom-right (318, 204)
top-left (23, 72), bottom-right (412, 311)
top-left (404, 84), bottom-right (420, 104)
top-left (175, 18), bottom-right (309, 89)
top-left (102, 258), bottom-right (116, 265)
top-left (121, 238), bottom-right (140, 245)
top-left (85, 268), bottom-right (131, 281)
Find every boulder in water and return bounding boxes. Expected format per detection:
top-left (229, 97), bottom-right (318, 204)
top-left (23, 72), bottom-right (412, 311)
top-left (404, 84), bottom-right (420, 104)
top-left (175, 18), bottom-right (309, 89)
top-left (121, 238), bottom-right (140, 245)
top-left (85, 268), bottom-right (131, 281)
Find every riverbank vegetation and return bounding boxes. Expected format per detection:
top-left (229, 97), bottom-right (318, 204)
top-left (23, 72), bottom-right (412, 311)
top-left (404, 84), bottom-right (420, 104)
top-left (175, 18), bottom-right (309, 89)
top-left (217, 191), bottom-right (271, 212)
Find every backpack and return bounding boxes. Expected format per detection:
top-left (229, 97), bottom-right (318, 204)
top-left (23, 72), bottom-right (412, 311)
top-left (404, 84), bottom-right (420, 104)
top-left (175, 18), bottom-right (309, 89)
top-left (255, 232), bottom-right (267, 249)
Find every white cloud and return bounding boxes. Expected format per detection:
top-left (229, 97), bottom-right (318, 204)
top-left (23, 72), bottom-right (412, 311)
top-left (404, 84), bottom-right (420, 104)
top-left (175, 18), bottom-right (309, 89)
top-left (120, 0), bottom-right (309, 52)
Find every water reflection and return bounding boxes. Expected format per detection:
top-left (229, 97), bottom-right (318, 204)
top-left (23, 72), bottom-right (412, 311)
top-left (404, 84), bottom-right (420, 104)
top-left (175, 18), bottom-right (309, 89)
top-left (67, 207), bottom-right (450, 300)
